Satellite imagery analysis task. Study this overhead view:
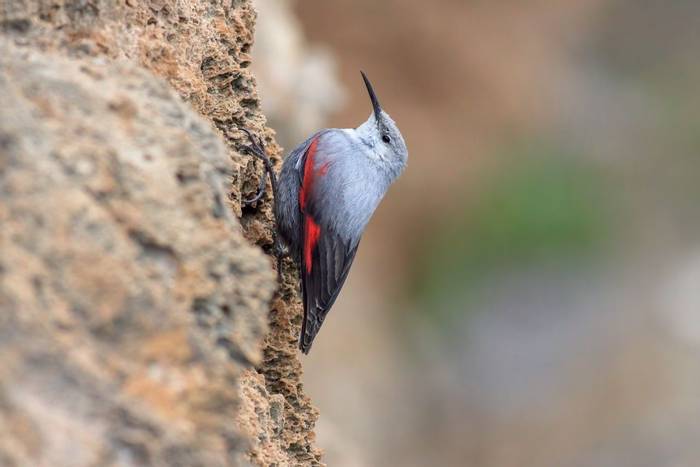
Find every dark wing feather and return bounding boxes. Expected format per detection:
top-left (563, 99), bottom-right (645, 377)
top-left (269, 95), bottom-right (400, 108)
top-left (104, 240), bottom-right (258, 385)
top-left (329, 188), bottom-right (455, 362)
top-left (299, 227), bottom-right (359, 354)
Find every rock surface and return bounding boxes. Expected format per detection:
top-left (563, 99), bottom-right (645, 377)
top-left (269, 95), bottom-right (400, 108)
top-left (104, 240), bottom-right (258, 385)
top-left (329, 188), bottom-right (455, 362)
top-left (0, 0), bottom-right (321, 464)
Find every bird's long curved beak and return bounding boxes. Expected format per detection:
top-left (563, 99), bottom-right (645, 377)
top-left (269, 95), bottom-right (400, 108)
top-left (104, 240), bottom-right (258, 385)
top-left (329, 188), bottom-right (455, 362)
top-left (361, 71), bottom-right (382, 122)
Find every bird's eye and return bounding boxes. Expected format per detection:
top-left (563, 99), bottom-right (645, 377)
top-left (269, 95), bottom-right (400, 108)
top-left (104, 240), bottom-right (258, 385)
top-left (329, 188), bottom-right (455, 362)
top-left (382, 134), bottom-right (391, 144)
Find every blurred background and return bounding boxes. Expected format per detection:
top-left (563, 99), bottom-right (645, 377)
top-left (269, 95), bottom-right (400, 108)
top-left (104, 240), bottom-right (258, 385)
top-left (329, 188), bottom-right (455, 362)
top-left (252, 1), bottom-right (700, 465)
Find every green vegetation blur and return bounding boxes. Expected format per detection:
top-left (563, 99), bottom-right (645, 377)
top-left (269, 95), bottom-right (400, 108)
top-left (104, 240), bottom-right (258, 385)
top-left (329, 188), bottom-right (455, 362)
top-left (411, 142), bottom-right (612, 326)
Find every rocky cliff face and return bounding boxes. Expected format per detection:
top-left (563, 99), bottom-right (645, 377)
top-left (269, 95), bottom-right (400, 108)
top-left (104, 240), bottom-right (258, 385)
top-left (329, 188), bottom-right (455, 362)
top-left (0, 0), bottom-right (320, 465)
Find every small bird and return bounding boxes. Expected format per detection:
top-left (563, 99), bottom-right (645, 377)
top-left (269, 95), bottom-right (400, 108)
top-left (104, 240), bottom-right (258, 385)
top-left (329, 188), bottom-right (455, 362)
top-left (241, 72), bottom-right (407, 354)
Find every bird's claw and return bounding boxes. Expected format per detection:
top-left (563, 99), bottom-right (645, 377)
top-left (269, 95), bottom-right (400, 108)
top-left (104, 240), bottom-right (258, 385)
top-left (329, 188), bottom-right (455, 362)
top-left (239, 127), bottom-right (274, 205)
top-left (273, 241), bottom-right (288, 281)
top-left (236, 127), bottom-right (285, 279)
top-left (243, 169), bottom-right (267, 205)
top-left (273, 241), bottom-right (288, 259)
top-left (239, 127), bottom-right (266, 159)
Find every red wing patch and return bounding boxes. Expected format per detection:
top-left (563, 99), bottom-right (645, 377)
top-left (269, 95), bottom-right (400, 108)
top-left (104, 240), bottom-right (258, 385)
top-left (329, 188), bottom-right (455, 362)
top-left (303, 216), bottom-right (321, 274)
top-left (299, 137), bottom-right (319, 211)
top-left (299, 136), bottom-right (323, 274)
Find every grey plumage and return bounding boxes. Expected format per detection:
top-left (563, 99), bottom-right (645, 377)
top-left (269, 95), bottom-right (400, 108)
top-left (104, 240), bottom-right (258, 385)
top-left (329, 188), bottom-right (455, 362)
top-left (275, 72), bottom-right (408, 354)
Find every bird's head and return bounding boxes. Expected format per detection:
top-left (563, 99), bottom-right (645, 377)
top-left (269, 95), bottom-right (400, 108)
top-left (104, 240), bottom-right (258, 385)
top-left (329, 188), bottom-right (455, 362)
top-left (356, 71), bottom-right (408, 175)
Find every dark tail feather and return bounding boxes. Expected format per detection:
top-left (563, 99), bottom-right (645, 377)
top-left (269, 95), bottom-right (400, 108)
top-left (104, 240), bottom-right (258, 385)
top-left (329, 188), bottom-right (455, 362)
top-left (298, 232), bottom-right (360, 355)
top-left (299, 325), bottom-right (312, 354)
top-left (299, 305), bottom-right (325, 354)
top-left (299, 307), bottom-right (311, 354)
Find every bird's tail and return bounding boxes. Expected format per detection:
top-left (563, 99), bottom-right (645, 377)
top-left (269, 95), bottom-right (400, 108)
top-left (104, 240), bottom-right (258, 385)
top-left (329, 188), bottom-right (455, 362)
top-left (299, 306), bottom-right (323, 354)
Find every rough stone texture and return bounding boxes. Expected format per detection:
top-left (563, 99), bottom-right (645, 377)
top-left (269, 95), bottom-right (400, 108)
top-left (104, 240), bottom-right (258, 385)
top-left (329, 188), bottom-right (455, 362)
top-left (0, 0), bottom-right (321, 464)
top-left (0, 42), bottom-right (271, 466)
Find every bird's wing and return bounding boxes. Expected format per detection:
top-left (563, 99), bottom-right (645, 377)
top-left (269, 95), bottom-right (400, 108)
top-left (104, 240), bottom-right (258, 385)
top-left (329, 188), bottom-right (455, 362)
top-left (297, 132), bottom-right (361, 354)
top-left (299, 224), bottom-right (359, 353)
top-left (275, 130), bottom-right (329, 255)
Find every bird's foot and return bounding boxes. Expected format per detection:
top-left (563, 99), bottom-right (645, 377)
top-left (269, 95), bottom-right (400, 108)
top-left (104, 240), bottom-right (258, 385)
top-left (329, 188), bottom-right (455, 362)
top-left (272, 240), bottom-right (288, 260)
top-left (272, 240), bottom-right (289, 282)
top-left (239, 127), bottom-right (277, 206)
top-left (236, 127), bottom-right (286, 281)
top-left (239, 127), bottom-right (267, 160)
top-left (243, 169), bottom-right (267, 205)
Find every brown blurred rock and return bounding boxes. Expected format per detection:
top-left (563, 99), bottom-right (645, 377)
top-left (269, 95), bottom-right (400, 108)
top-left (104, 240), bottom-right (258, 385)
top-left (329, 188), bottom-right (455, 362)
top-left (0, 0), bottom-right (321, 464)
